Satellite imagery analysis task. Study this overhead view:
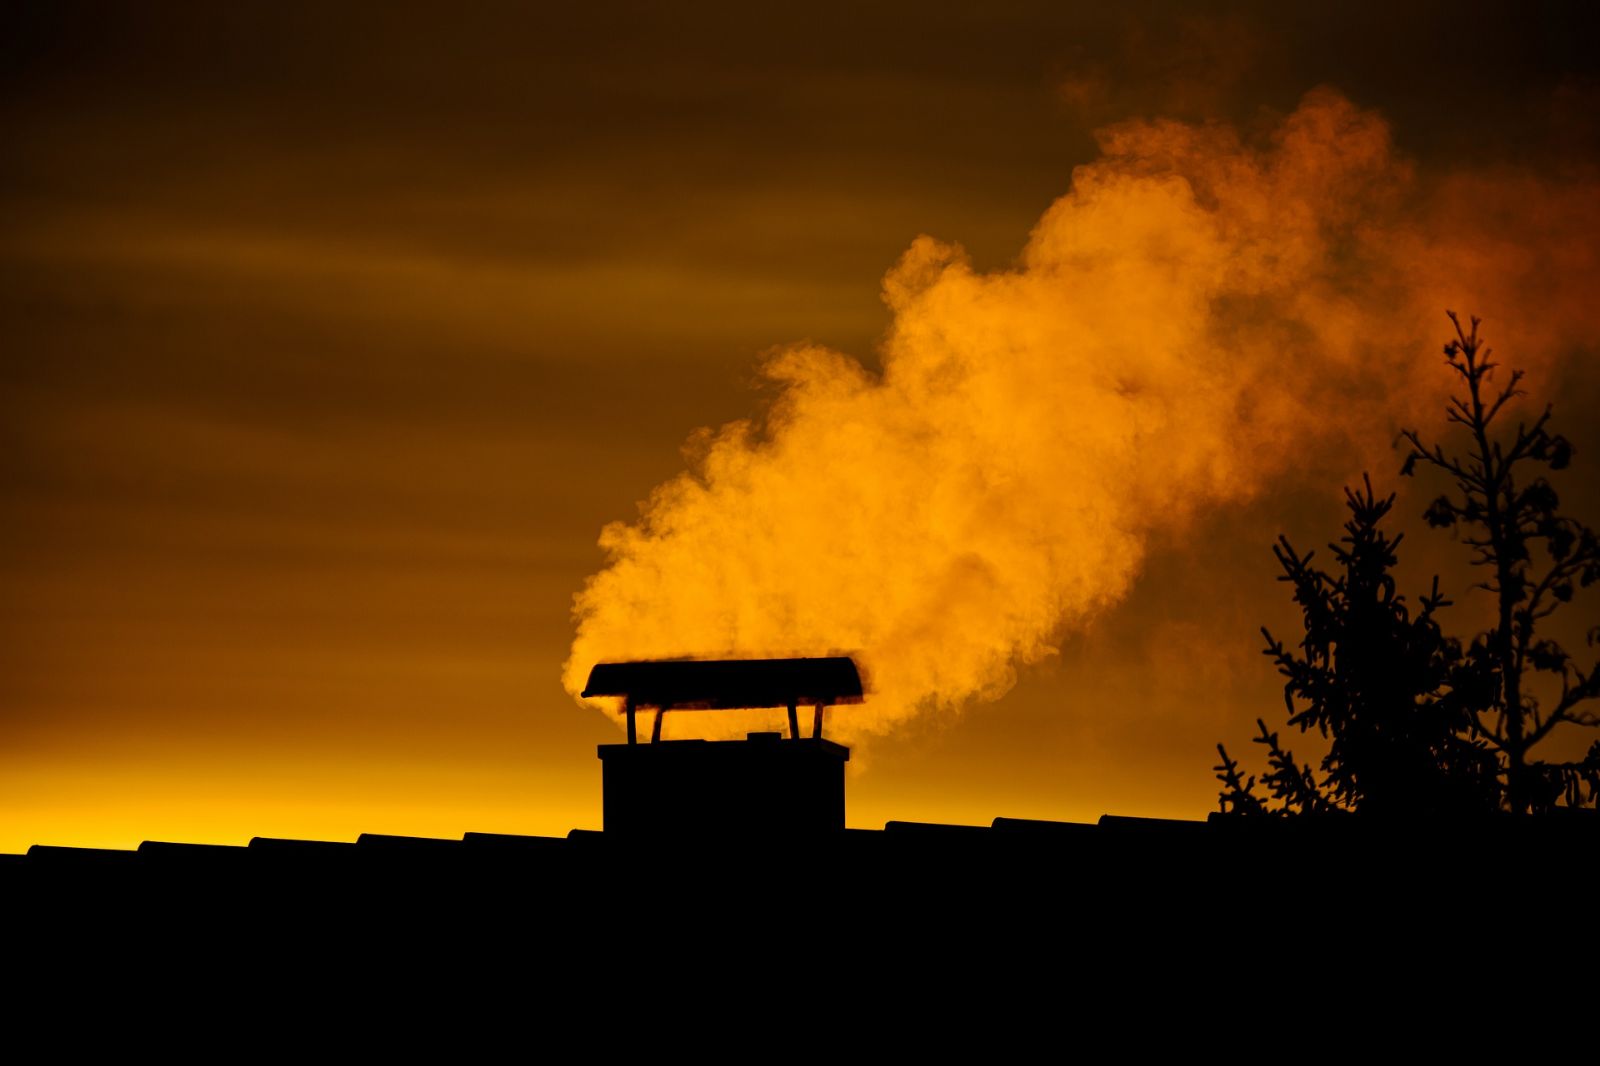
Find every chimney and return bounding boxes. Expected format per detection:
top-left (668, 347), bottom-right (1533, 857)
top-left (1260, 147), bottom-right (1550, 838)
top-left (582, 657), bottom-right (862, 836)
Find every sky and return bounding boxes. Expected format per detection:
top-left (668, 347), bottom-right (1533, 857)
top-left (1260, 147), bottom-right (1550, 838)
top-left (5, 1), bottom-right (1600, 851)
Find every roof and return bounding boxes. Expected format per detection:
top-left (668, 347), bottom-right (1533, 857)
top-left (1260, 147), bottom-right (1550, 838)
top-left (581, 656), bottom-right (863, 709)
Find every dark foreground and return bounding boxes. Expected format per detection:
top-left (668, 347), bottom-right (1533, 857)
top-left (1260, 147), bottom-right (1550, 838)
top-left (8, 814), bottom-right (1595, 987)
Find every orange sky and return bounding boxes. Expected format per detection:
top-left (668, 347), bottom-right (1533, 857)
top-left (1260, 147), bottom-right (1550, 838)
top-left (5, 2), bottom-right (1600, 852)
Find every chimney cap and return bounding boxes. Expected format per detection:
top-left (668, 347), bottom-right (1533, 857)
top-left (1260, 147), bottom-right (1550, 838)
top-left (581, 656), bottom-right (863, 710)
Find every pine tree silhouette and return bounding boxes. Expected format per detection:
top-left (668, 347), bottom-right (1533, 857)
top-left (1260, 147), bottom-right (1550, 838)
top-left (1218, 314), bottom-right (1599, 816)
top-left (1399, 313), bottom-right (1600, 813)
top-left (1216, 476), bottom-right (1498, 816)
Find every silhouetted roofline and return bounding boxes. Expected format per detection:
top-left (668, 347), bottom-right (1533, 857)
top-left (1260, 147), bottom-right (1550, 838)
top-left (5, 811), bottom-right (1597, 864)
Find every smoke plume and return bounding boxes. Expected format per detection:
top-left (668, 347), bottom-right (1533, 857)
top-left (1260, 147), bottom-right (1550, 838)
top-left (565, 88), bottom-right (1600, 741)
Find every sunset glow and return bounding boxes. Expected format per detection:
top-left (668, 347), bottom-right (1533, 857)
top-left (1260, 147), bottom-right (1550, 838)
top-left (6, 4), bottom-right (1599, 852)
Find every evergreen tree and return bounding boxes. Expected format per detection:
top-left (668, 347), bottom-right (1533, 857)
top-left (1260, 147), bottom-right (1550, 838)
top-left (1218, 314), bottom-right (1599, 815)
top-left (1215, 477), bottom-right (1497, 816)
top-left (1399, 313), bottom-right (1600, 812)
